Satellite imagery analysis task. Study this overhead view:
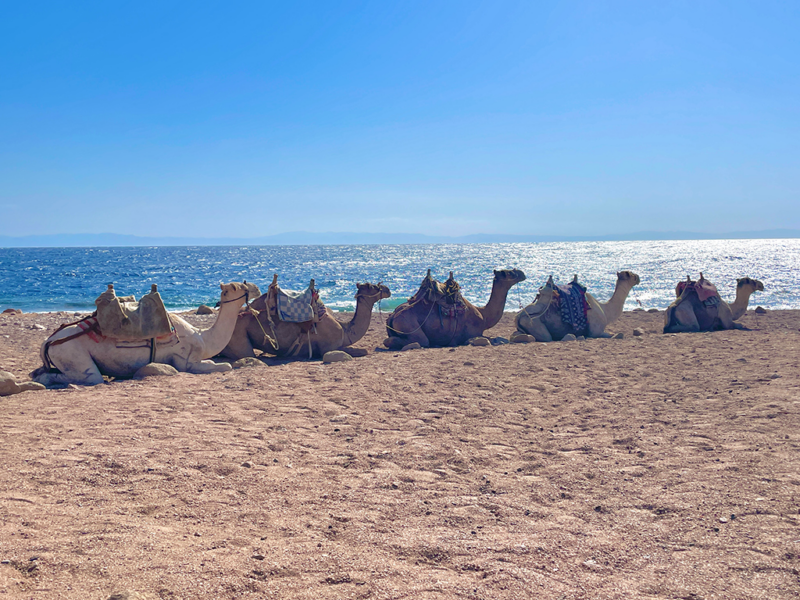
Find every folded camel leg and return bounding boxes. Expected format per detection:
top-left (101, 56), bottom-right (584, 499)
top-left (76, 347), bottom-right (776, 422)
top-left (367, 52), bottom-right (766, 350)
top-left (186, 359), bottom-right (233, 374)
top-left (516, 310), bottom-right (552, 342)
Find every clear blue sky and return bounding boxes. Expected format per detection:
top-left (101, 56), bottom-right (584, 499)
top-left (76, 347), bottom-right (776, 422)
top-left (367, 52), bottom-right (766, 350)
top-left (1, 1), bottom-right (798, 238)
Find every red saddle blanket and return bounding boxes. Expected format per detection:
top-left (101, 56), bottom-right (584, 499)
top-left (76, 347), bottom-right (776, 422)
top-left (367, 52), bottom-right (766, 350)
top-left (676, 279), bottom-right (719, 302)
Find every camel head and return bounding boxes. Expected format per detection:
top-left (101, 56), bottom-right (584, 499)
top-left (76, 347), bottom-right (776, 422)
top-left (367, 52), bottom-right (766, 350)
top-left (492, 268), bottom-right (526, 287)
top-left (736, 277), bottom-right (764, 293)
top-left (355, 282), bottom-right (391, 302)
top-left (616, 271), bottom-right (641, 287)
top-left (218, 281), bottom-right (261, 308)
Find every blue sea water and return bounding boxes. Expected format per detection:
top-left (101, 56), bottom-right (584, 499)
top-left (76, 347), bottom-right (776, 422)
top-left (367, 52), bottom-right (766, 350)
top-left (0, 240), bottom-right (798, 313)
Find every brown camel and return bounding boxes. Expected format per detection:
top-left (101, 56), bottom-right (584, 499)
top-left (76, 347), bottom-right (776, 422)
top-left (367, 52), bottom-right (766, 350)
top-left (383, 269), bottom-right (526, 349)
top-left (663, 275), bottom-right (764, 333)
top-left (220, 281), bottom-right (391, 359)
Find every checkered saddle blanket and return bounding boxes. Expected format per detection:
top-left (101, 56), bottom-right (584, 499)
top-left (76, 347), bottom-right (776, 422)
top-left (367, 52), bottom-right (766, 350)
top-left (555, 282), bottom-right (589, 333)
top-left (275, 286), bottom-right (316, 322)
top-left (271, 285), bottom-right (327, 323)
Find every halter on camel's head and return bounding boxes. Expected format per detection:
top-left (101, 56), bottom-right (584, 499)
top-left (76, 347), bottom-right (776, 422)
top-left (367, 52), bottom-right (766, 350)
top-left (736, 277), bottom-right (764, 291)
top-left (218, 281), bottom-right (260, 312)
top-left (355, 281), bottom-right (391, 301)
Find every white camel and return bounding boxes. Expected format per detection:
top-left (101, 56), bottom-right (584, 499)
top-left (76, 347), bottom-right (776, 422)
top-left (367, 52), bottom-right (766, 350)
top-left (33, 282), bottom-right (260, 387)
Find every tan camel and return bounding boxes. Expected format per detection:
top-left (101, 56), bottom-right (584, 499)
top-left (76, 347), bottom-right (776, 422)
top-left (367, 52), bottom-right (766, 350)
top-left (383, 269), bottom-right (526, 348)
top-left (515, 271), bottom-right (640, 341)
top-left (220, 281), bottom-right (391, 359)
top-left (663, 275), bottom-right (763, 333)
top-left (32, 282), bottom-right (260, 386)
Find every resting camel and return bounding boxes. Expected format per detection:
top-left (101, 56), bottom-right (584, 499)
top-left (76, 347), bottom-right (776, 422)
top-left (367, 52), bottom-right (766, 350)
top-left (220, 281), bottom-right (391, 359)
top-left (32, 282), bottom-right (260, 386)
top-left (515, 271), bottom-right (640, 341)
top-left (383, 269), bottom-right (526, 348)
top-left (663, 275), bottom-right (763, 333)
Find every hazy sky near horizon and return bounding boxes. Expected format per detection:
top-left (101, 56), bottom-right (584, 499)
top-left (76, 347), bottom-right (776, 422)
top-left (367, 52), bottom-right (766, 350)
top-left (2, 1), bottom-right (799, 238)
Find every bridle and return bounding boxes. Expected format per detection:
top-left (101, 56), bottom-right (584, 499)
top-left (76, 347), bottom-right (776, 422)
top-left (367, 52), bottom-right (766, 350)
top-left (220, 280), bottom-right (252, 305)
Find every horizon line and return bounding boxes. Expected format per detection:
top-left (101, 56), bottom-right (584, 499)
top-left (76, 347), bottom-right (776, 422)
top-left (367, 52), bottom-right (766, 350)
top-left (1, 228), bottom-right (800, 248)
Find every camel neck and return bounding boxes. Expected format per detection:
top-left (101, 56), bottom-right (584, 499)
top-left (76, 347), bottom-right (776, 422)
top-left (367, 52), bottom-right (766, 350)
top-left (478, 280), bottom-right (513, 329)
top-left (600, 281), bottom-right (634, 324)
top-left (342, 295), bottom-right (378, 346)
top-left (198, 298), bottom-right (243, 359)
top-left (729, 288), bottom-right (754, 320)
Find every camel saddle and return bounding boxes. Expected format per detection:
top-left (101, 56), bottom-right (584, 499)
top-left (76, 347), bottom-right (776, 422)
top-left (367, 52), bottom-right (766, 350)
top-left (677, 275), bottom-right (720, 305)
top-left (553, 280), bottom-right (589, 333)
top-left (407, 270), bottom-right (467, 319)
top-left (264, 275), bottom-right (326, 326)
top-left (94, 284), bottom-right (172, 341)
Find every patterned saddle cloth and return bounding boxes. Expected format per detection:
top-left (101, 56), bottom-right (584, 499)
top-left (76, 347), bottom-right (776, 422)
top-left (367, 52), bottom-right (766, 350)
top-left (676, 279), bottom-right (720, 305)
top-left (554, 282), bottom-right (589, 333)
top-left (268, 282), bottom-right (326, 323)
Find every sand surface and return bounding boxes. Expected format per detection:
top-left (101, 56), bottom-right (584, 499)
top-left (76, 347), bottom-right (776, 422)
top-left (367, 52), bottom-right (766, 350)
top-left (1, 308), bottom-right (799, 599)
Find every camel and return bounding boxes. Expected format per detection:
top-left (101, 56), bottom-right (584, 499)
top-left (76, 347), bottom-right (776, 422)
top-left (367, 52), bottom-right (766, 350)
top-left (383, 269), bottom-right (526, 348)
top-left (515, 271), bottom-right (640, 341)
top-left (663, 275), bottom-right (764, 333)
top-left (220, 281), bottom-right (391, 359)
top-left (32, 282), bottom-right (260, 386)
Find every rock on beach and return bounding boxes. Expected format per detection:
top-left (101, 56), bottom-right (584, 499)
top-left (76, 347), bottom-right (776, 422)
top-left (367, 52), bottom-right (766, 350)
top-left (133, 363), bottom-right (179, 379)
top-left (0, 371), bottom-right (45, 396)
top-left (323, 351), bottom-right (353, 363)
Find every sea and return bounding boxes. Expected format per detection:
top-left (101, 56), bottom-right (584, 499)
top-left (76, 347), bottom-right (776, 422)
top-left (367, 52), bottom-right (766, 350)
top-left (0, 240), bottom-right (798, 313)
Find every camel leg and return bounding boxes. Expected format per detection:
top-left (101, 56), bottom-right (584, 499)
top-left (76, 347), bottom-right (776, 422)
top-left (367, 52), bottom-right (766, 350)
top-left (517, 312), bottom-right (552, 342)
top-left (186, 359), bottom-right (233, 374)
top-left (385, 311), bottom-right (431, 348)
top-left (219, 317), bottom-right (257, 359)
top-left (386, 328), bottom-right (430, 349)
top-left (666, 302), bottom-right (700, 333)
top-left (585, 306), bottom-right (609, 338)
top-left (715, 302), bottom-right (736, 330)
top-left (42, 348), bottom-right (105, 386)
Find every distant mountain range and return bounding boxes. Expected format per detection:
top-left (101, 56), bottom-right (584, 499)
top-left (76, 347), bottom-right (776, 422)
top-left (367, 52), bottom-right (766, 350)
top-left (1, 230), bottom-right (799, 248)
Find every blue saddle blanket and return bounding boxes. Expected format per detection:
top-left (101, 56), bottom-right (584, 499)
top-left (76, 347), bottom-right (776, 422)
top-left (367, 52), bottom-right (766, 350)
top-left (556, 283), bottom-right (589, 333)
top-left (276, 287), bottom-right (316, 322)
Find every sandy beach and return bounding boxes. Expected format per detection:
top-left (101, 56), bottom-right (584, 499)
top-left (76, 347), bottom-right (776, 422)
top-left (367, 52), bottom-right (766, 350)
top-left (1, 308), bottom-right (799, 599)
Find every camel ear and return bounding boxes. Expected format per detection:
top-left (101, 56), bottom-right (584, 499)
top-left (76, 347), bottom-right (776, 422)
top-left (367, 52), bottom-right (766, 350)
top-left (220, 284), bottom-right (225, 291)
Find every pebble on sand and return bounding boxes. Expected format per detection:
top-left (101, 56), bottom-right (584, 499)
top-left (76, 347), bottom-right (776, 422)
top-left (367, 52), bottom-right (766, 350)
top-left (133, 363), bottom-right (179, 379)
top-left (1, 371), bottom-right (45, 397)
top-left (0, 371), bottom-right (21, 396)
top-left (342, 347), bottom-right (368, 357)
top-left (323, 350), bottom-right (353, 363)
top-left (232, 357), bottom-right (265, 369)
top-left (107, 592), bottom-right (151, 600)
top-left (633, 328), bottom-right (645, 336)
top-left (510, 332), bottom-right (535, 343)
top-left (561, 334), bottom-right (577, 342)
